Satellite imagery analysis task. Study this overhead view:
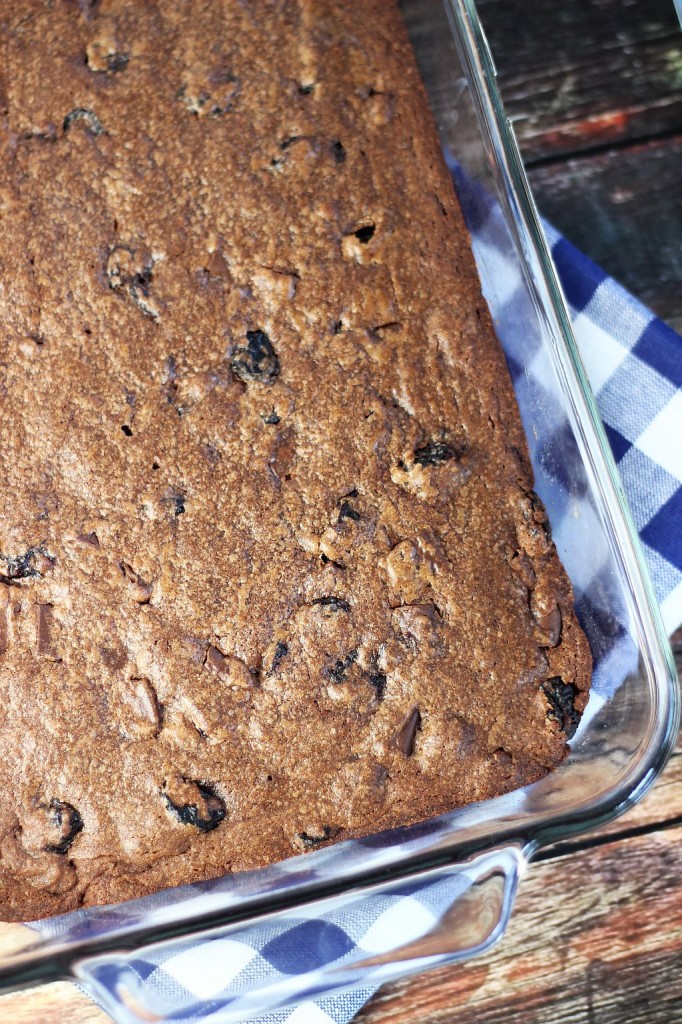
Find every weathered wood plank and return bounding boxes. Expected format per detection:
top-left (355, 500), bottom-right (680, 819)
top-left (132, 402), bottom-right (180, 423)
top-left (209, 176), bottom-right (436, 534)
top-left (0, 981), bottom-right (107, 1024)
top-left (568, 741), bottom-right (681, 844)
top-left (358, 824), bottom-right (682, 1023)
top-left (479, 0), bottom-right (682, 162)
top-left (528, 135), bottom-right (682, 332)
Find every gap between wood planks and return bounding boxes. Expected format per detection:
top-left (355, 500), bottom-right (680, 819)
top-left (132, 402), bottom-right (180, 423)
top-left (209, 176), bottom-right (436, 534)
top-left (521, 124), bottom-right (682, 170)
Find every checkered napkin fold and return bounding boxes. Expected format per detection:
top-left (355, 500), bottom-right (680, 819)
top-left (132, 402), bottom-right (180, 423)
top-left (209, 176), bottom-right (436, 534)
top-left (36, 212), bottom-right (682, 1024)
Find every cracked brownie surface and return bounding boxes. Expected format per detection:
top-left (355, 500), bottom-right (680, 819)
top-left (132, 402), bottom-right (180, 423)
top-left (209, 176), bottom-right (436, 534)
top-left (0, 0), bottom-right (591, 921)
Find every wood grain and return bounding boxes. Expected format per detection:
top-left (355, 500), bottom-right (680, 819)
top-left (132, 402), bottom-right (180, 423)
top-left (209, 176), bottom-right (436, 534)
top-left (479, 0), bottom-right (682, 163)
top-left (0, 982), bottom-right (108, 1024)
top-left (478, 0), bottom-right (682, 330)
top-left (527, 135), bottom-right (682, 333)
top-left (358, 823), bottom-right (682, 1023)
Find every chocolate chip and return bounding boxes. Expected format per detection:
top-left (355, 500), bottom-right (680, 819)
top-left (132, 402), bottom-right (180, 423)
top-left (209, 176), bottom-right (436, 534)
top-left (320, 553), bottom-right (346, 569)
top-left (36, 603), bottom-right (53, 653)
top-left (298, 83), bottom-right (314, 95)
top-left (534, 604), bottom-right (562, 647)
top-left (121, 424), bottom-right (133, 436)
top-left (542, 677), bottom-right (580, 739)
top-left (261, 410), bottom-right (281, 425)
top-left (230, 329), bottom-right (280, 385)
top-left (331, 140), bottom-right (346, 164)
top-left (312, 596), bottom-right (350, 612)
top-left (44, 800), bottom-right (84, 854)
top-left (162, 779), bottom-right (226, 832)
top-left (413, 441), bottom-right (457, 467)
top-left (206, 250), bottom-right (230, 277)
top-left (339, 500), bottom-right (360, 522)
top-left (396, 706), bottom-right (421, 755)
top-left (63, 108), bottom-right (104, 135)
top-left (353, 224), bottom-right (375, 244)
top-left (328, 648), bottom-right (358, 683)
top-left (205, 644), bottom-right (228, 672)
top-left (76, 531), bottom-right (100, 547)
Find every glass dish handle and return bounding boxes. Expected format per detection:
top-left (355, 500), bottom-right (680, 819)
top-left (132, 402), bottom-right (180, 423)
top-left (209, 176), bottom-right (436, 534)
top-left (71, 845), bottom-right (527, 1024)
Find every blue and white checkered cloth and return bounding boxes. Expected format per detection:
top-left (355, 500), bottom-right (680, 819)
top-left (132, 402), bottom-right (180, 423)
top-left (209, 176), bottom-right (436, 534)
top-left (41, 217), bottom-right (682, 1024)
top-left (545, 224), bottom-right (682, 636)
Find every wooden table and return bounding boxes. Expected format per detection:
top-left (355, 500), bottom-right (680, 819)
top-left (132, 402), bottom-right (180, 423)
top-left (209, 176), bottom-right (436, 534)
top-left (1, 1), bottom-right (680, 1021)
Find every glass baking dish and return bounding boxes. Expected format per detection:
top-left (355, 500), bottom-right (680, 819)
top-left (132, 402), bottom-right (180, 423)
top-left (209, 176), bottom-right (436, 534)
top-left (0, 0), bottom-right (678, 1020)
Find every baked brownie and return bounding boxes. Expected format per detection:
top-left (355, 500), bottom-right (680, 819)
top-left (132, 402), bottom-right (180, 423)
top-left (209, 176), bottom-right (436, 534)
top-left (0, 0), bottom-right (591, 921)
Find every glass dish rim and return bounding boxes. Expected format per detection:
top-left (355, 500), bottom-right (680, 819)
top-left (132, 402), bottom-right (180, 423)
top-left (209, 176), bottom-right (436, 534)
top-left (0, 0), bottom-right (678, 990)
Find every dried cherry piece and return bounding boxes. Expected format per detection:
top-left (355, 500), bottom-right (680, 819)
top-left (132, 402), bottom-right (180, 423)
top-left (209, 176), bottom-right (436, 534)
top-left (44, 800), bottom-right (84, 854)
top-left (368, 671), bottom-right (387, 699)
top-left (413, 441), bottom-right (457, 467)
top-left (63, 108), bottom-right (104, 135)
top-left (353, 224), bottom-right (375, 244)
top-left (331, 140), bottom-right (346, 164)
top-left (542, 678), bottom-right (580, 739)
top-left (295, 825), bottom-right (337, 848)
top-left (230, 329), bottom-right (280, 384)
top-left (163, 779), bottom-right (226, 832)
top-left (269, 640), bottom-right (288, 673)
top-left (0, 546), bottom-right (54, 584)
top-left (328, 649), bottom-right (358, 683)
top-left (312, 596), bottom-right (350, 612)
top-left (106, 52), bottom-right (129, 72)
top-left (339, 500), bottom-right (360, 522)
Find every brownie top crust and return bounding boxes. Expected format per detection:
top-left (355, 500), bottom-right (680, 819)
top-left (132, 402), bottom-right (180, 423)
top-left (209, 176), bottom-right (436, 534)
top-left (0, 0), bottom-right (590, 921)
